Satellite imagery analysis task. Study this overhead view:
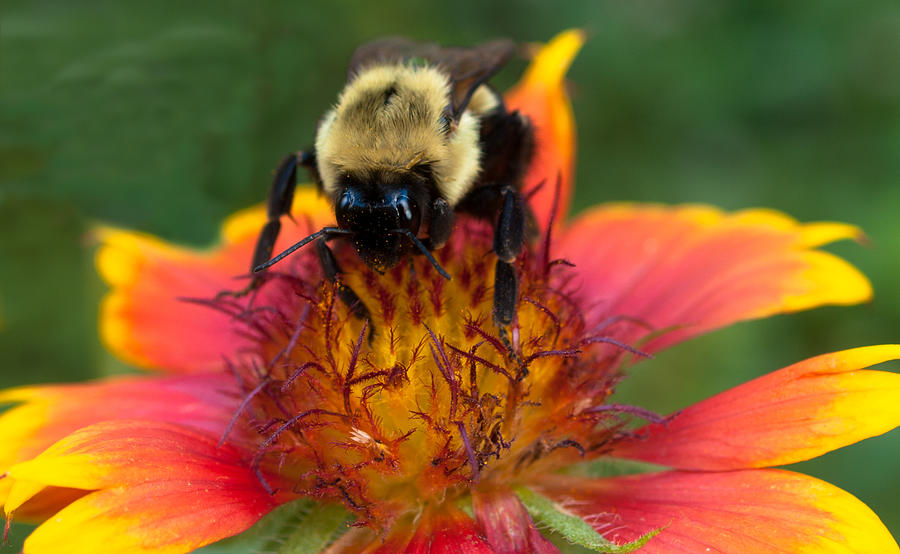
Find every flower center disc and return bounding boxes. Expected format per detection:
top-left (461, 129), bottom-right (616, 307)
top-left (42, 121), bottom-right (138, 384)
top-left (231, 221), bottom-right (631, 527)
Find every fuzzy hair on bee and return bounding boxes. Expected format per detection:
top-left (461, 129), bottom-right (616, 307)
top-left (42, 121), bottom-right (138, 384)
top-left (247, 36), bottom-right (536, 330)
top-left (315, 64), bottom-right (499, 207)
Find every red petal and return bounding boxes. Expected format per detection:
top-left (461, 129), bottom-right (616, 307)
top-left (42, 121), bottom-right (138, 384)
top-left (612, 345), bottom-right (900, 469)
top-left (362, 506), bottom-right (494, 554)
top-left (4, 420), bottom-right (273, 514)
top-left (404, 507), bottom-right (494, 554)
top-left (96, 188), bottom-right (333, 373)
top-left (8, 421), bottom-right (278, 553)
top-left (556, 205), bottom-right (870, 351)
top-left (537, 471), bottom-right (897, 553)
top-left (0, 373), bottom-right (238, 494)
top-left (473, 488), bottom-right (559, 553)
top-left (506, 30), bottom-right (584, 231)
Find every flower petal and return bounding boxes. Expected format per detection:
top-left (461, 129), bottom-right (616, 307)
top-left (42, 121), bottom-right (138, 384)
top-left (4, 488), bottom-right (89, 522)
top-left (0, 373), bottom-right (238, 494)
top-left (612, 345), bottom-right (900, 470)
top-left (506, 29), bottom-right (584, 231)
top-left (402, 506), bottom-right (494, 554)
top-left (4, 420), bottom-right (269, 513)
top-left (355, 506), bottom-right (493, 554)
top-left (96, 187), bottom-right (333, 373)
top-left (6, 421), bottom-right (278, 554)
top-left (473, 488), bottom-right (559, 553)
top-left (537, 470), bottom-right (898, 553)
top-left (556, 204), bottom-right (871, 351)
top-left (22, 480), bottom-right (273, 554)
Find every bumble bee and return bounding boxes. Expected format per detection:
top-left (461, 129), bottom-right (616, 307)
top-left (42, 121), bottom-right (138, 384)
top-left (251, 37), bottom-right (534, 328)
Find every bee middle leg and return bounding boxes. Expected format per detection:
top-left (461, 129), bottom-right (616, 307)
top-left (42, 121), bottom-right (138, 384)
top-left (492, 185), bottom-right (526, 327)
top-left (456, 183), bottom-right (527, 328)
top-left (220, 151), bottom-right (319, 298)
top-left (250, 151), bottom-right (320, 277)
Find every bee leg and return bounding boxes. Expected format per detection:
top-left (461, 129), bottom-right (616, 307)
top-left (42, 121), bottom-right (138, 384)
top-left (221, 151), bottom-right (317, 298)
top-left (492, 185), bottom-right (525, 326)
top-left (423, 197), bottom-right (454, 250)
top-left (315, 237), bottom-right (374, 338)
top-left (494, 257), bottom-right (523, 371)
top-left (491, 185), bottom-right (529, 376)
top-left (252, 151), bottom-right (320, 275)
top-left (493, 259), bottom-right (519, 327)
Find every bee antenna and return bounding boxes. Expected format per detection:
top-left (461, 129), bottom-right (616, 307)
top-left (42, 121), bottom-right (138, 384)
top-left (392, 229), bottom-right (451, 280)
top-left (254, 227), bottom-right (353, 273)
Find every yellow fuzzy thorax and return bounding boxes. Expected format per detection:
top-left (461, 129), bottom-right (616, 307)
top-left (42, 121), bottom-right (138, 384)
top-left (315, 64), bottom-right (493, 206)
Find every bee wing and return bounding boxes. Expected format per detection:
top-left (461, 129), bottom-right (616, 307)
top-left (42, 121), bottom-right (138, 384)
top-left (348, 37), bottom-right (516, 124)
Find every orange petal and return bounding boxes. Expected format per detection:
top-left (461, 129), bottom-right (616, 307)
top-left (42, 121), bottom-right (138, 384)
top-left (612, 345), bottom-right (900, 469)
top-left (22, 479), bottom-right (274, 554)
top-left (96, 187), bottom-right (333, 373)
top-left (506, 29), bottom-right (584, 231)
top-left (473, 488), bottom-right (559, 553)
top-left (0, 373), bottom-right (238, 506)
top-left (4, 420), bottom-right (269, 515)
top-left (556, 204), bottom-right (871, 351)
top-left (537, 470), bottom-right (898, 553)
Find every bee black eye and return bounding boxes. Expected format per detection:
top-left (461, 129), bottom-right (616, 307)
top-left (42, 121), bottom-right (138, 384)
top-left (392, 190), bottom-right (420, 234)
top-left (396, 196), bottom-right (413, 224)
top-left (336, 188), bottom-right (364, 230)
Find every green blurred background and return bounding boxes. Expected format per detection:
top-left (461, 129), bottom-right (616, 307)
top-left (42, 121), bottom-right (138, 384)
top-left (1, 0), bottom-right (898, 549)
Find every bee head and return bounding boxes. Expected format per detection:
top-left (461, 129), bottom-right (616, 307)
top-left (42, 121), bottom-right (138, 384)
top-left (336, 180), bottom-right (425, 272)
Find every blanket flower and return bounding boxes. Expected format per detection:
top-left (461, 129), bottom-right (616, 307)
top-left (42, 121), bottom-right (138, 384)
top-left (1, 30), bottom-right (897, 553)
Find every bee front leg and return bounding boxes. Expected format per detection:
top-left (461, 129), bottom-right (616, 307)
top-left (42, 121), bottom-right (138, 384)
top-left (423, 197), bottom-right (454, 250)
top-left (315, 238), bottom-right (373, 329)
top-left (492, 185), bottom-right (525, 327)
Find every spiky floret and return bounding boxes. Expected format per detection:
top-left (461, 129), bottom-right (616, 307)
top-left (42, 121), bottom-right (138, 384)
top-left (219, 218), bottom-right (652, 529)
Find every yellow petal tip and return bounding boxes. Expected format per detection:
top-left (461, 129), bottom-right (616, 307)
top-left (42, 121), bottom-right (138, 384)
top-left (800, 221), bottom-right (867, 248)
top-left (523, 29), bottom-right (586, 87)
top-left (782, 251), bottom-right (874, 312)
